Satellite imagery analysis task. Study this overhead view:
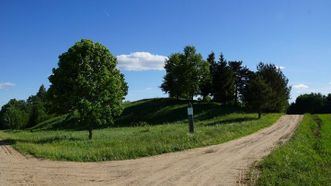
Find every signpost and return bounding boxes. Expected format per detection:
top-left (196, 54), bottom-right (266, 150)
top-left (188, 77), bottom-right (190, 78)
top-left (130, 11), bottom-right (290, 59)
top-left (187, 102), bottom-right (194, 133)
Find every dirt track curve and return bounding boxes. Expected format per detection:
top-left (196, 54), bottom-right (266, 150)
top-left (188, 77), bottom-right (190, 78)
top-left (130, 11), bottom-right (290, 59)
top-left (0, 115), bottom-right (303, 186)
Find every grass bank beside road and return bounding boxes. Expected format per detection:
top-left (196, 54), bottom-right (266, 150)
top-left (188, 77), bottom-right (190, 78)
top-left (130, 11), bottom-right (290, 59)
top-left (0, 113), bottom-right (280, 162)
top-left (255, 114), bottom-right (331, 185)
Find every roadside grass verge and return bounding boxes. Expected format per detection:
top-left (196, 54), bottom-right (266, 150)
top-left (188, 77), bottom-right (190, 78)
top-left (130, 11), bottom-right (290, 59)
top-left (0, 113), bottom-right (280, 162)
top-left (255, 114), bottom-right (331, 185)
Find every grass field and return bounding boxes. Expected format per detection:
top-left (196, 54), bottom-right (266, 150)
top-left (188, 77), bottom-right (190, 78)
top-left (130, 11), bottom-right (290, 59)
top-left (255, 114), bottom-right (331, 185)
top-left (0, 99), bottom-right (281, 161)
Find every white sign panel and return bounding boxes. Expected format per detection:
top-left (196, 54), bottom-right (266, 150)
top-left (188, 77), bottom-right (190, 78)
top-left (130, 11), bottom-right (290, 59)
top-left (187, 107), bottom-right (193, 116)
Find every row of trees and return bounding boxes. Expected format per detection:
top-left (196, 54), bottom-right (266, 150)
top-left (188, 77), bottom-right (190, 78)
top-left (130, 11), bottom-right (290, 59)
top-left (0, 42), bottom-right (291, 137)
top-left (288, 93), bottom-right (331, 114)
top-left (161, 46), bottom-right (291, 117)
top-left (0, 85), bottom-right (49, 129)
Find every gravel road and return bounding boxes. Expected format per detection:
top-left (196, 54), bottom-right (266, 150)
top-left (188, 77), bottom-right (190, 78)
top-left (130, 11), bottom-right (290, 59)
top-left (0, 115), bottom-right (303, 186)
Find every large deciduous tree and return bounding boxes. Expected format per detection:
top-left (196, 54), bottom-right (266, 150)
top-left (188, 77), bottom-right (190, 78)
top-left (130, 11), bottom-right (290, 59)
top-left (161, 53), bottom-right (184, 99)
top-left (48, 39), bottom-right (128, 139)
top-left (161, 46), bottom-right (207, 100)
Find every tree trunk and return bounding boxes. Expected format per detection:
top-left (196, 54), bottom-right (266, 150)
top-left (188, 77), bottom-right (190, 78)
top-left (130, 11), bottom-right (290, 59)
top-left (88, 128), bottom-right (93, 140)
top-left (258, 112), bottom-right (262, 119)
top-left (234, 86), bottom-right (238, 106)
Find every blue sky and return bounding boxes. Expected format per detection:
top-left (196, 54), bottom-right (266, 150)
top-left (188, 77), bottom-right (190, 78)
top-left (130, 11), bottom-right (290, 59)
top-left (1, 0), bottom-right (331, 106)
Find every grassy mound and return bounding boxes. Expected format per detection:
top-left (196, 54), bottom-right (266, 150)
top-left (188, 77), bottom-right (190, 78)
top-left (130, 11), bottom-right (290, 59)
top-left (30, 98), bottom-right (239, 130)
top-left (115, 98), bottom-right (238, 126)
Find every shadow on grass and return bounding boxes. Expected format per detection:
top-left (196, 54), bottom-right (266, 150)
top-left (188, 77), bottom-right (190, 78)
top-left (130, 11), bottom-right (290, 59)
top-left (204, 117), bottom-right (259, 126)
top-left (29, 114), bottom-right (87, 131)
top-left (0, 136), bottom-right (82, 145)
top-left (115, 98), bottom-right (241, 127)
top-left (27, 98), bottom-right (243, 130)
top-left (0, 139), bottom-right (16, 146)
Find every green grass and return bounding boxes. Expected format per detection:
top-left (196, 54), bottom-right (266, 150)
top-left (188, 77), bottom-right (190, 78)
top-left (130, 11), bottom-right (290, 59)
top-left (115, 98), bottom-right (238, 126)
top-left (27, 98), bottom-right (240, 130)
top-left (0, 112), bottom-right (281, 162)
top-left (255, 114), bottom-right (331, 186)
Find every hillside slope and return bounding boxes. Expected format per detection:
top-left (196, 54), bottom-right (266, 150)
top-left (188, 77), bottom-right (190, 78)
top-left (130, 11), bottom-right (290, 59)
top-left (115, 98), bottom-right (239, 126)
top-left (30, 98), bottom-right (240, 130)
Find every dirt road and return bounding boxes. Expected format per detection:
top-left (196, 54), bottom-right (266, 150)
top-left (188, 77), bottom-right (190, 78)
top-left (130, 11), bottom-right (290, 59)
top-left (0, 115), bottom-right (303, 186)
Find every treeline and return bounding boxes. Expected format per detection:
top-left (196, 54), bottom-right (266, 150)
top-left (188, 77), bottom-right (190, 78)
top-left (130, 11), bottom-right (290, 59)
top-left (0, 85), bottom-right (50, 129)
top-left (288, 93), bottom-right (331, 114)
top-left (161, 46), bottom-right (291, 117)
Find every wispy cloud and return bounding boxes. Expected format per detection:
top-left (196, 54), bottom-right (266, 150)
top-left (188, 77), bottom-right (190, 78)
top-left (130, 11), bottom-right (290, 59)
top-left (104, 10), bottom-right (110, 17)
top-left (117, 52), bottom-right (168, 71)
top-left (0, 82), bottom-right (15, 90)
top-left (293, 83), bottom-right (309, 89)
top-left (276, 65), bottom-right (285, 70)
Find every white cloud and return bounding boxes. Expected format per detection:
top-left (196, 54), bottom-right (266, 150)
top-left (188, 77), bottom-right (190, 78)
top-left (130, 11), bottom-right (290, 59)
top-left (117, 52), bottom-right (168, 71)
top-left (293, 83), bottom-right (309, 89)
top-left (0, 82), bottom-right (15, 90)
top-left (276, 65), bottom-right (285, 70)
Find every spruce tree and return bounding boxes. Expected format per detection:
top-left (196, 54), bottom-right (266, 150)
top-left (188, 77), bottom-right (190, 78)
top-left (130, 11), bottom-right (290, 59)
top-left (212, 54), bottom-right (235, 104)
top-left (243, 74), bottom-right (272, 118)
top-left (256, 63), bottom-right (290, 112)
top-left (228, 61), bottom-right (252, 105)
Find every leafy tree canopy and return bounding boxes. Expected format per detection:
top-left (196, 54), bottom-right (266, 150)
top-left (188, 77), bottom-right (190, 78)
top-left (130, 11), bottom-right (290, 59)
top-left (161, 46), bottom-right (207, 100)
top-left (0, 99), bottom-right (30, 129)
top-left (48, 39), bottom-right (128, 139)
top-left (288, 93), bottom-right (331, 114)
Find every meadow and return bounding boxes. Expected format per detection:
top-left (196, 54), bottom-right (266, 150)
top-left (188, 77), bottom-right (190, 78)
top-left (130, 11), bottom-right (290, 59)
top-left (0, 99), bottom-right (281, 161)
top-left (255, 114), bottom-right (331, 185)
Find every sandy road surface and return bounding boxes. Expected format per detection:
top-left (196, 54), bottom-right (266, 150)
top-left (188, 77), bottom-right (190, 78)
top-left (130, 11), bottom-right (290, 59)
top-left (0, 115), bottom-right (303, 186)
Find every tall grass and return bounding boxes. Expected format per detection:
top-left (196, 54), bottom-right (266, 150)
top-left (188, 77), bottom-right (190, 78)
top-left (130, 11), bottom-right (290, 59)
top-left (0, 113), bottom-right (280, 162)
top-left (255, 114), bottom-right (331, 185)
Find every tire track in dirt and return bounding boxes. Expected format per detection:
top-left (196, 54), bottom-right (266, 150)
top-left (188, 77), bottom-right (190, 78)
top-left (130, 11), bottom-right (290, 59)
top-left (0, 115), bottom-right (303, 186)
